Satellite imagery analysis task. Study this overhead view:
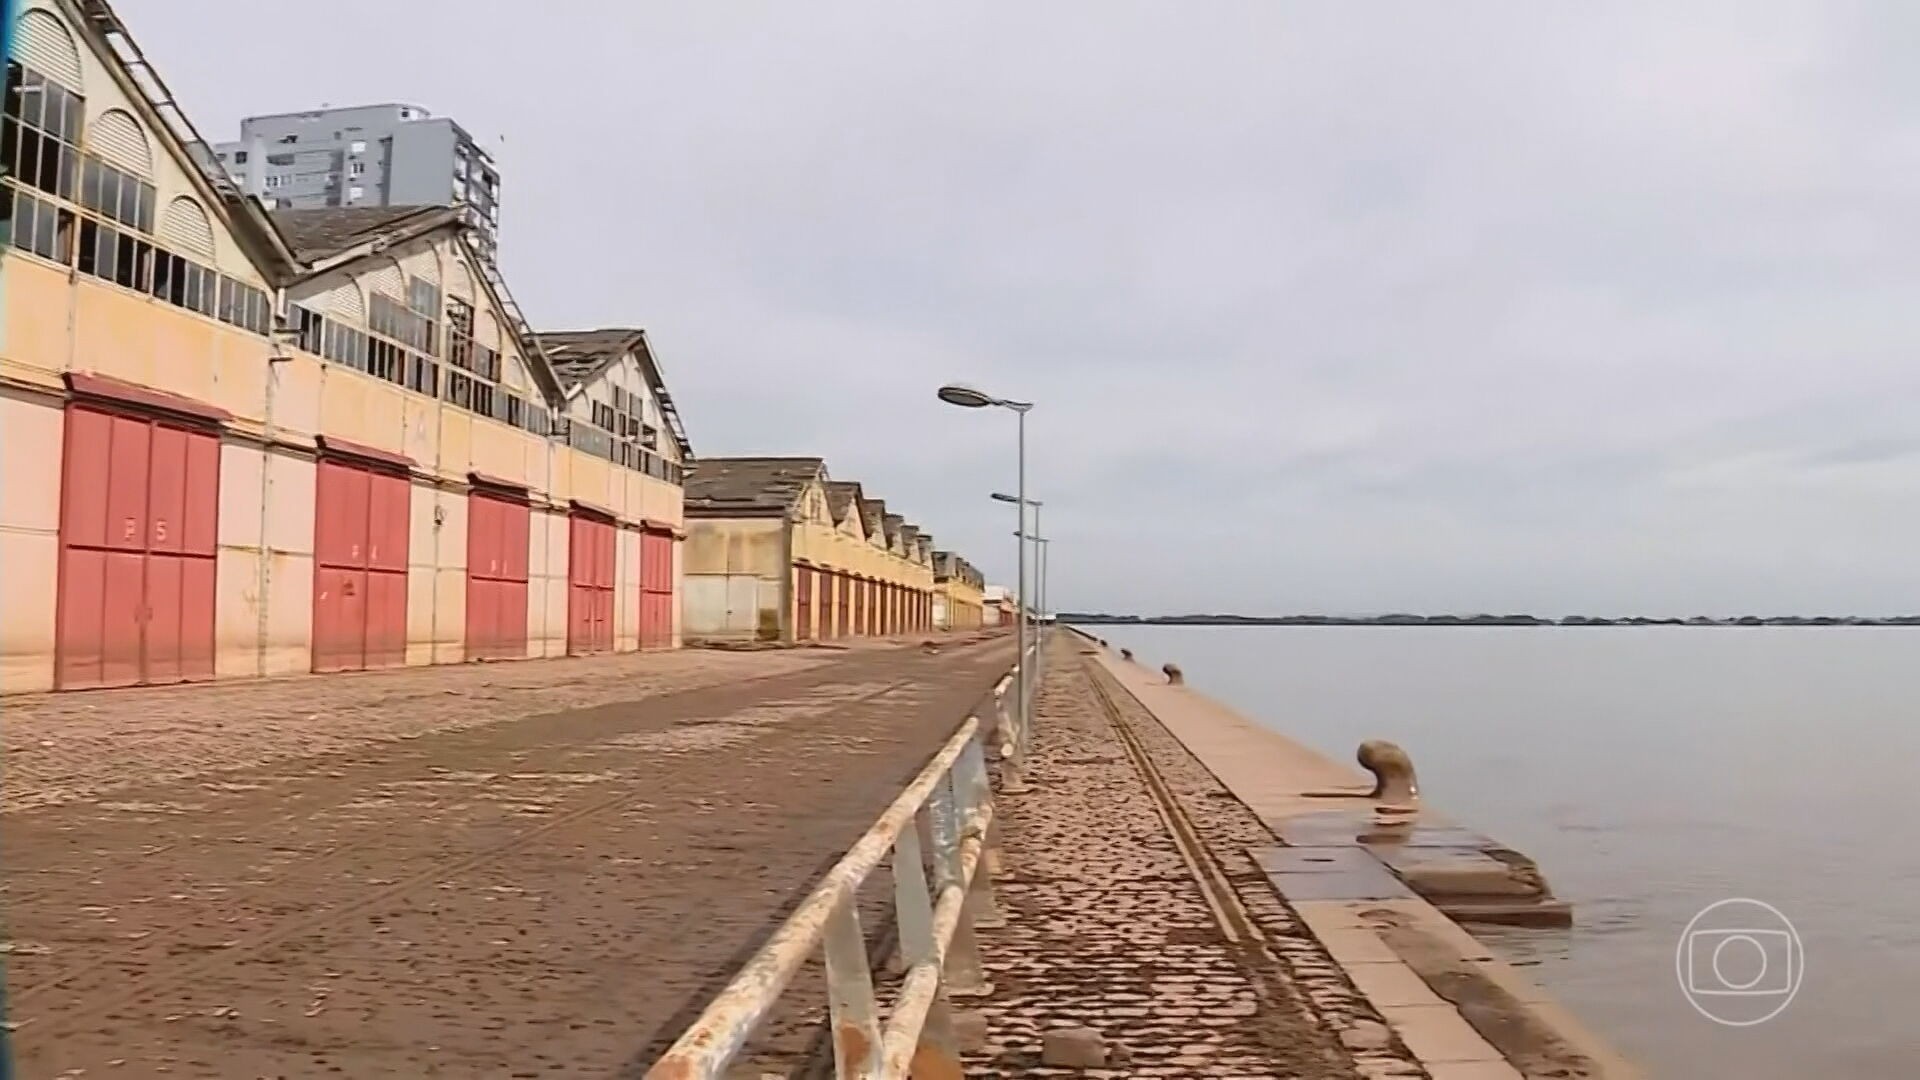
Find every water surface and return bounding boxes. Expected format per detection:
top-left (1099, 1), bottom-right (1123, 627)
top-left (1095, 625), bottom-right (1919, 1078)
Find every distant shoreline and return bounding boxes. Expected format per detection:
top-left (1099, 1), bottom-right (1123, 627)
top-left (1060, 614), bottom-right (1920, 628)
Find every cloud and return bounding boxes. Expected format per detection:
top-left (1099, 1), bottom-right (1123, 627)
top-left (122, 0), bottom-right (1920, 614)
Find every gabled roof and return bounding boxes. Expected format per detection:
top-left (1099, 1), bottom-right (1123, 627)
top-left (532, 328), bottom-right (693, 458)
top-left (273, 205), bottom-right (452, 262)
top-left (824, 481), bottom-right (865, 526)
top-left (882, 514), bottom-right (905, 550)
top-left (59, 0), bottom-right (300, 276)
top-left (684, 457), bottom-right (825, 517)
top-left (899, 523), bottom-right (921, 554)
top-left (278, 206), bottom-right (566, 403)
top-left (859, 498), bottom-right (887, 540)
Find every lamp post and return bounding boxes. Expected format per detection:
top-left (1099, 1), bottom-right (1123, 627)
top-left (938, 383), bottom-right (1034, 736)
top-left (1013, 528), bottom-right (1049, 713)
top-left (990, 492), bottom-right (1042, 678)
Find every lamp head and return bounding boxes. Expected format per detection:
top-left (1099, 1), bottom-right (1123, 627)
top-left (936, 383), bottom-right (996, 409)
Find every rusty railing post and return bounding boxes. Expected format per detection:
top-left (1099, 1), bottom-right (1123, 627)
top-left (951, 736), bottom-right (1004, 934)
top-left (822, 892), bottom-right (883, 1078)
top-left (896, 809), bottom-right (965, 1078)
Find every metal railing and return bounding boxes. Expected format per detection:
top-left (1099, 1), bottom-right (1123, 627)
top-left (648, 638), bottom-right (1040, 1080)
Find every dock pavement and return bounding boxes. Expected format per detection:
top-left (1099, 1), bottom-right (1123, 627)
top-left (1, 633), bottom-right (1012, 1076)
top-left (951, 630), bottom-right (1640, 1079)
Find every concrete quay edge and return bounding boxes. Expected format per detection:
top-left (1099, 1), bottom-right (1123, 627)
top-left (1086, 639), bottom-right (1642, 1080)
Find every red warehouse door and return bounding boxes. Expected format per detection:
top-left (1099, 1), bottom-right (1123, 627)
top-left (568, 510), bottom-right (616, 655)
top-left (466, 488), bottom-right (530, 661)
top-left (837, 574), bottom-right (853, 638)
top-left (820, 570), bottom-right (839, 639)
top-left (313, 458), bottom-right (411, 673)
top-left (639, 531), bottom-right (675, 650)
top-left (851, 578), bottom-right (866, 636)
top-left (56, 406), bottom-right (219, 690)
top-left (795, 565), bottom-right (815, 641)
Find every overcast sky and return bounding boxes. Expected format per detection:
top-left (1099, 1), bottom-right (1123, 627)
top-left (126, 2), bottom-right (1920, 616)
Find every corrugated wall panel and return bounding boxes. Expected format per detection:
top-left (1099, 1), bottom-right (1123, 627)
top-left (364, 262), bottom-right (406, 301)
top-left (87, 109), bottom-right (155, 178)
top-left (159, 197), bottom-right (217, 261)
top-left (17, 10), bottom-right (84, 89)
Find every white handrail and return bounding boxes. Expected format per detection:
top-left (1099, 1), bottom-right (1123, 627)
top-left (647, 659), bottom-right (1029, 1079)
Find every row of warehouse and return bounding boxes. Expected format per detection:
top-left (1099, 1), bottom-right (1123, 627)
top-left (0, 0), bottom-right (990, 695)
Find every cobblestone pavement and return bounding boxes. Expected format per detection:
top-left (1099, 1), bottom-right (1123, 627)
top-left (1, 647), bottom-right (837, 814)
top-left (962, 639), bottom-right (1425, 1079)
top-left (1, 635), bottom-right (1012, 1077)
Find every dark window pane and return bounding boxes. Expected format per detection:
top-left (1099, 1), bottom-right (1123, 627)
top-left (32, 135), bottom-right (61, 194)
top-left (38, 199), bottom-right (65, 261)
top-left (19, 68), bottom-right (43, 129)
top-left (56, 144), bottom-right (76, 200)
top-left (13, 126), bottom-right (41, 190)
top-left (76, 218), bottom-right (103, 277)
top-left (53, 88), bottom-right (81, 141)
top-left (3, 63), bottom-right (23, 124)
top-left (93, 165), bottom-right (117, 220)
top-left (112, 234), bottom-right (148, 290)
top-left (116, 174), bottom-right (139, 226)
top-left (135, 183), bottom-right (155, 232)
top-left (152, 249), bottom-right (178, 300)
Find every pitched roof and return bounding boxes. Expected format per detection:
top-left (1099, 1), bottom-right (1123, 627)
top-left (882, 513), bottom-right (905, 547)
top-left (271, 205), bottom-right (453, 261)
top-left (860, 497), bottom-right (887, 538)
top-left (684, 457), bottom-right (825, 516)
top-left (532, 328), bottom-right (694, 458)
top-left (531, 329), bottom-right (633, 387)
top-left (824, 481), bottom-right (865, 525)
top-left (64, 0), bottom-right (300, 276)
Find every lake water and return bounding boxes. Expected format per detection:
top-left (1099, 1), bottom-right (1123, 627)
top-left (1092, 625), bottom-right (1919, 1079)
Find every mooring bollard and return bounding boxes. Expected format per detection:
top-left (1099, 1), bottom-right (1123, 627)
top-left (1121, 648), bottom-right (1134, 662)
top-left (1162, 663), bottom-right (1184, 686)
top-left (1357, 739), bottom-right (1420, 807)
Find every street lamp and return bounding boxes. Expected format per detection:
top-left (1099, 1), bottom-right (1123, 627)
top-left (992, 491), bottom-right (1042, 627)
top-left (938, 383), bottom-right (1034, 734)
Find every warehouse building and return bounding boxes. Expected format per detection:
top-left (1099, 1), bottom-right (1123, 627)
top-left (0, 0), bottom-right (689, 693)
top-left (680, 458), bottom-right (937, 643)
